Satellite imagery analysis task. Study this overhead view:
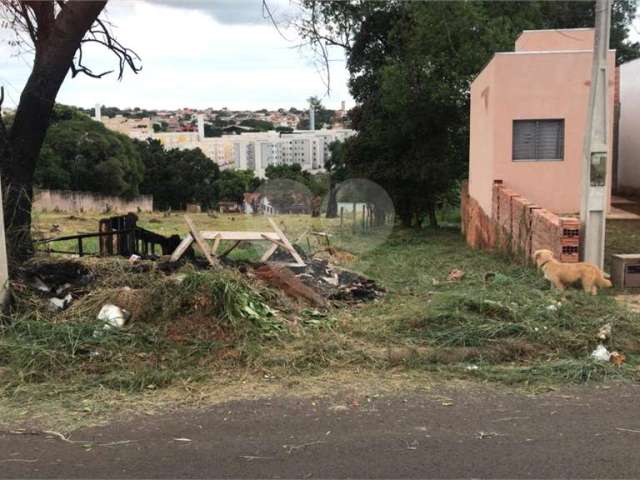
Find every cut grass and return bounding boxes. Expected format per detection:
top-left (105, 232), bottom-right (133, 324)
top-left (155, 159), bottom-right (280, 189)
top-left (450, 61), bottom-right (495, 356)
top-left (2, 213), bottom-right (639, 415)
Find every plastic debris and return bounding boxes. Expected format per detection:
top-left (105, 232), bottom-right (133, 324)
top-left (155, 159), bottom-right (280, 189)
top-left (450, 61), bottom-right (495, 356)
top-left (610, 351), bottom-right (626, 366)
top-left (30, 277), bottom-right (51, 293)
top-left (128, 254), bottom-right (141, 264)
top-left (447, 269), bottom-right (465, 282)
top-left (591, 343), bottom-right (611, 362)
top-left (97, 304), bottom-right (131, 330)
top-left (49, 293), bottom-right (72, 311)
top-left (465, 365), bottom-right (479, 371)
top-left (328, 405), bottom-right (349, 412)
top-left (55, 283), bottom-right (72, 296)
top-left (322, 274), bottom-right (339, 286)
top-left (597, 323), bottom-right (612, 341)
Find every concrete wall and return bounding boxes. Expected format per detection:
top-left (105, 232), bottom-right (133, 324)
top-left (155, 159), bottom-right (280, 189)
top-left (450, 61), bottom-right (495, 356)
top-left (618, 58), bottom-right (640, 194)
top-left (469, 28), bottom-right (615, 216)
top-left (33, 189), bottom-right (153, 213)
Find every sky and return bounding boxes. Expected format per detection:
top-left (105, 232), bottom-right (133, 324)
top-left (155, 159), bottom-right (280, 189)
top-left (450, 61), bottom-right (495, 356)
top-left (0, 0), bottom-right (353, 111)
top-left (0, 1), bottom-right (639, 112)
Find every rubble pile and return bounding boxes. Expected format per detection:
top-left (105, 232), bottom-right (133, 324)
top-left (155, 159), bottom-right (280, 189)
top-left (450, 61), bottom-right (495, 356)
top-left (18, 245), bottom-right (383, 321)
top-left (290, 258), bottom-right (385, 303)
top-left (18, 260), bottom-right (94, 311)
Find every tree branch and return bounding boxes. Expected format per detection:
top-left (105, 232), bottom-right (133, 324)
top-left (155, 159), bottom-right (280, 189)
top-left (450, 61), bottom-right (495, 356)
top-left (74, 16), bottom-right (141, 80)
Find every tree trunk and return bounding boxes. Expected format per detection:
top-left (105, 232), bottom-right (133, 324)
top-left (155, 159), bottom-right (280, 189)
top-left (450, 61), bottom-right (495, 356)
top-left (427, 203), bottom-right (439, 228)
top-left (0, 1), bottom-right (107, 266)
top-left (326, 182), bottom-right (338, 218)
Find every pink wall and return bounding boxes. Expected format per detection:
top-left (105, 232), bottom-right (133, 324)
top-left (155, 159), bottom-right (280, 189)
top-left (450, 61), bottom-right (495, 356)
top-left (468, 65), bottom-right (495, 214)
top-left (469, 29), bottom-right (615, 216)
top-left (515, 29), bottom-right (595, 52)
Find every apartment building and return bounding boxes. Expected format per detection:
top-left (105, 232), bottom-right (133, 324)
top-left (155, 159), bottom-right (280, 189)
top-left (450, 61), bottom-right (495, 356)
top-left (96, 105), bottom-right (354, 177)
top-left (230, 129), bottom-right (355, 177)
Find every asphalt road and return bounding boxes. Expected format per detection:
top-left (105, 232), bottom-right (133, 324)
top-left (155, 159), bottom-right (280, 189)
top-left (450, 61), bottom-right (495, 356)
top-left (2, 384), bottom-right (640, 478)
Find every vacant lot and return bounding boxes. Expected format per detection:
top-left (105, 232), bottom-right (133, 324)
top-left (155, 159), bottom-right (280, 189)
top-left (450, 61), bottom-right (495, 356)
top-left (2, 211), bottom-right (639, 428)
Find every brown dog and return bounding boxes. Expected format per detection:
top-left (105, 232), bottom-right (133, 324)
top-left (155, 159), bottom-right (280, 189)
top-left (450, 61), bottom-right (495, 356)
top-left (533, 249), bottom-right (612, 295)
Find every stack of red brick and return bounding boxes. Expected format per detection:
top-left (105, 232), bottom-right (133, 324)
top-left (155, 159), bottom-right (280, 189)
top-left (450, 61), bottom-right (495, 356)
top-left (461, 180), bottom-right (580, 263)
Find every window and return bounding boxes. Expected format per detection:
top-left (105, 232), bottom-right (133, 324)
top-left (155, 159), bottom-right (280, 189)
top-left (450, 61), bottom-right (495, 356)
top-left (512, 119), bottom-right (564, 161)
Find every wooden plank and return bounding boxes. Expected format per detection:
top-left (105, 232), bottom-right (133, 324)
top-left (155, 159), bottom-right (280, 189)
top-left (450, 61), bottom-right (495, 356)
top-left (185, 215), bottom-right (219, 268)
top-left (219, 240), bottom-right (241, 258)
top-left (199, 231), bottom-right (280, 241)
top-left (211, 233), bottom-right (222, 256)
top-left (170, 235), bottom-right (194, 262)
top-left (260, 233), bottom-right (288, 251)
top-left (295, 229), bottom-right (310, 244)
top-left (268, 217), bottom-right (305, 266)
top-left (260, 243), bottom-right (279, 262)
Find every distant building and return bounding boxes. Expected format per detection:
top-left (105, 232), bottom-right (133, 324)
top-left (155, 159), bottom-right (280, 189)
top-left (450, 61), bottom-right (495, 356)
top-left (96, 105), bottom-right (355, 177)
top-left (99, 114), bottom-right (153, 139)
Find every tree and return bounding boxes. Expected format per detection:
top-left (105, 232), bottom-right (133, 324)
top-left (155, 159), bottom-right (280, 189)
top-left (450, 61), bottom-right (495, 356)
top-left (0, 0), bottom-right (140, 264)
top-left (34, 105), bottom-right (144, 197)
top-left (298, 0), bottom-right (640, 228)
top-left (265, 163), bottom-right (328, 198)
top-left (204, 124), bottom-right (223, 137)
top-left (136, 139), bottom-right (220, 211)
top-left (215, 169), bottom-right (260, 203)
top-left (239, 119), bottom-right (274, 131)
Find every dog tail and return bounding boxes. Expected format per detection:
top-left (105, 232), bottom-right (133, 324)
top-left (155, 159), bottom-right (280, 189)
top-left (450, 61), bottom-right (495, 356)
top-left (597, 276), bottom-right (613, 288)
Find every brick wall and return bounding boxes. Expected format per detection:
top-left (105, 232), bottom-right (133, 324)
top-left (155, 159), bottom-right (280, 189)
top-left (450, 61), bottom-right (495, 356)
top-left (461, 180), bottom-right (580, 262)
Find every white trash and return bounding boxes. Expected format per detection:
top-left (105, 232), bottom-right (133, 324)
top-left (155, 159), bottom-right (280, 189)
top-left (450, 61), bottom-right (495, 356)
top-left (128, 254), bottom-right (141, 264)
top-left (97, 304), bottom-right (131, 330)
top-left (49, 293), bottom-right (72, 311)
top-left (591, 343), bottom-right (611, 362)
top-left (31, 277), bottom-right (50, 293)
top-left (597, 323), bottom-right (612, 341)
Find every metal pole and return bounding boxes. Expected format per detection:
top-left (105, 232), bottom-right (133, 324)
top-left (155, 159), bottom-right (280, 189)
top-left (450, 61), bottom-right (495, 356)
top-left (580, 0), bottom-right (611, 268)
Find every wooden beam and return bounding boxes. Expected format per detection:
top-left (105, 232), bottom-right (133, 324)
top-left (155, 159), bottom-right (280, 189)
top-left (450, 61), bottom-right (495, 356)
top-left (198, 231), bottom-right (280, 241)
top-left (211, 233), bottom-right (222, 256)
top-left (219, 240), bottom-right (241, 258)
top-left (261, 233), bottom-right (288, 251)
top-left (268, 217), bottom-right (305, 266)
top-left (169, 235), bottom-right (194, 262)
top-left (185, 215), bottom-right (219, 268)
top-left (260, 243), bottom-right (279, 262)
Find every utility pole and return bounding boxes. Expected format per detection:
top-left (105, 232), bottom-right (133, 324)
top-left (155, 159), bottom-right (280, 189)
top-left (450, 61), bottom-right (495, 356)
top-left (580, 0), bottom-right (612, 268)
top-left (0, 87), bottom-right (9, 310)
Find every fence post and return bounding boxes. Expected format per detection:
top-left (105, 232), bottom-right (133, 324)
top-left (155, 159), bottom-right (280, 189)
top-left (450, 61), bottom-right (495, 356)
top-left (340, 207), bottom-right (344, 230)
top-left (352, 203), bottom-right (356, 233)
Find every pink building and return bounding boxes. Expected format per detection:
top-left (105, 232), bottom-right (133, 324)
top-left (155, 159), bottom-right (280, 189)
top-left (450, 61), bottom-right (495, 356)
top-left (468, 28), bottom-right (615, 217)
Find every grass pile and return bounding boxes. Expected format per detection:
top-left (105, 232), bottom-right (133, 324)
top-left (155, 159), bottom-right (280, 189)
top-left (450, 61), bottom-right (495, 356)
top-left (1, 257), bottom-right (292, 399)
